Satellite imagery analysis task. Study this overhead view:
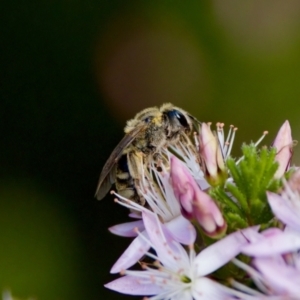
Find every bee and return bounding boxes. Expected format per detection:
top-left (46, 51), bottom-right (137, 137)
top-left (95, 103), bottom-right (200, 204)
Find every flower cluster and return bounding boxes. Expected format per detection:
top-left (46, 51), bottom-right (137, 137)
top-left (104, 120), bottom-right (297, 299)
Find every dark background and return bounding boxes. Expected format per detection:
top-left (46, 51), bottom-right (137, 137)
top-left (1, 1), bottom-right (300, 299)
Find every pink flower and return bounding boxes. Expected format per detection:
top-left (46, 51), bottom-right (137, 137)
top-left (233, 255), bottom-right (300, 298)
top-left (170, 156), bottom-right (226, 238)
top-left (232, 228), bottom-right (300, 298)
top-left (105, 210), bottom-right (259, 299)
top-left (242, 228), bottom-right (300, 256)
top-left (272, 120), bottom-right (293, 178)
top-left (267, 169), bottom-right (300, 232)
top-left (267, 192), bottom-right (300, 233)
top-left (108, 166), bottom-right (196, 274)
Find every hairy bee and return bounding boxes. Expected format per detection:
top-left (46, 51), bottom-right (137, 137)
top-left (95, 103), bottom-right (200, 204)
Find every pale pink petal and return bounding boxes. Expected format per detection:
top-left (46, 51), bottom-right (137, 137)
top-left (253, 257), bottom-right (300, 296)
top-left (192, 277), bottom-right (239, 300)
top-left (110, 232), bottom-right (150, 274)
top-left (105, 275), bottom-right (163, 295)
top-left (261, 227), bottom-right (283, 238)
top-left (128, 212), bottom-right (142, 219)
top-left (243, 227), bottom-right (283, 243)
top-left (174, 291), bottom-right (193, 300)
top-left (142, 210), bottom-right (189, 268)
top-left (170, 156), bottom-right (226, 237)
top-left (170, 156), bottom-right (195, 215)
top-left (242, 231), bottom-right (300, 256)
top-left (165, 215), bottom-right (196, 245)
top-left (198, 123), bottom-right (227, 187)
top-left (194, 227), bottom-right (259, 276)
top-left (192, 187), bottom-right (226, 237)
top-left (179, 183), bottom-right (196, 216)
top-left (199, 123), bottom-right (219, 177)
top-left (267, 191), bottom-right (300, 231)
top-left (286, 168), bottom-right (300, 193)
top-left (272, 120), bottom-right (293, 178)
top-left (108, 220), bottom-right (144, 237)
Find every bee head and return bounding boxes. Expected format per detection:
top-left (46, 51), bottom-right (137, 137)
top-left (124, 107), bottom-right (163, 133)
top-left (158, 103), bottom-right (194, 140)
top-left (165, 109), bottom-right (189, 128)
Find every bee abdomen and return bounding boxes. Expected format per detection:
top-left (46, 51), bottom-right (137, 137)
top-left (116, 170), bottom-right (132, 189)
top-left (116, 175), bottom-right (143, 205)
top-left (116, 171), bottom-right (131, 181)
top-left (115, 154), bottom-right (144, 205)
top-left (115, 154), bottom-right (134, 189)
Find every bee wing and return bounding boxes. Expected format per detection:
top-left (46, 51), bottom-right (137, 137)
top-left (95, 123), bottom-right (147, 200)
top-left (95, 164), bottom-right (117, 200)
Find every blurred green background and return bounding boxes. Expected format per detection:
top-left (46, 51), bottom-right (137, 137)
top-left (1, 0), bottom-right (300, 299)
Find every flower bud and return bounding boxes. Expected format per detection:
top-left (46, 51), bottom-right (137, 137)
top-left (272, 120), bottom-right (293, 178)
top-left (170, 156), bottom-right (227, 238)
top-left (198, 123), bottom-right (227, 186)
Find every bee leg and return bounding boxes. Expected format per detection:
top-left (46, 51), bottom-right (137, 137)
top-left (152, 152), bottom-right (167, 173)
top-left (153, 152), bottom-right (163, 161)
top-left (136, 194), bottom-right (146, 206)
top-left (132, 180), bottom-right (146, 206)
top-left (126, 151), bottom-right (146, 206)
top-left (118, 188), bottom-right (136, 201)
top-left (127, 151), bottom-right (144, 180)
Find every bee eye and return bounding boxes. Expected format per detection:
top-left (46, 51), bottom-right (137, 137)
top-left (143, 117), bottom-right (152, 123)
top-left (169, 110), bottom-right (189, 128)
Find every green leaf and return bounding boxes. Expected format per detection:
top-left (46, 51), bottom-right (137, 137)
top-left (210, 143), bottom-right (281, 230)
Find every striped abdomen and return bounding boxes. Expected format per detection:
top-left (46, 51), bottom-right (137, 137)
top-left (115, 154), bottom-right (143, 205)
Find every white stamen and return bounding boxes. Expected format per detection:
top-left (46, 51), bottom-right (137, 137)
top-left (232, 259), bottom-right (270, 294)
top-left (216, 123), bottom-right (237, 160)
top-left (229, 279), bottom-right (266, 297)
top-left (236, 131), bottom-right (268, 165)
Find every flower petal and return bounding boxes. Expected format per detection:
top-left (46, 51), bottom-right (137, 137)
top-left (242, 230), bottom-right (300, 256)
top-left (142, 210), bottom-right (189, 268)
top-left (110, 231), bottom-right (150, 274)
top-left (109, 220), bottom-right (144, 237)
top-left (272, 120), bottom-right (293, 178)
top-left (192, 277), bottom-right (240, 300)
top-left (105, 275), bottom-right (163, 295)
top-left (194, 227), bottom-right (259, 276)
top-left (253, 257), bottom-right (300, 297)
top-left (128, 212), bottom-right (142, 219)
top-left (165, 214), bottom-right (196, 245)
top-left (267, 191), bottom-right (300, 231)
top-left (170, 156), bottom-right (195, 216)
top-left (170, 156), bottom-right (226, 237)
top-left (199, 123), bottom-right (219, 177)
top-left (192, 188), bottom-right (226, 238)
